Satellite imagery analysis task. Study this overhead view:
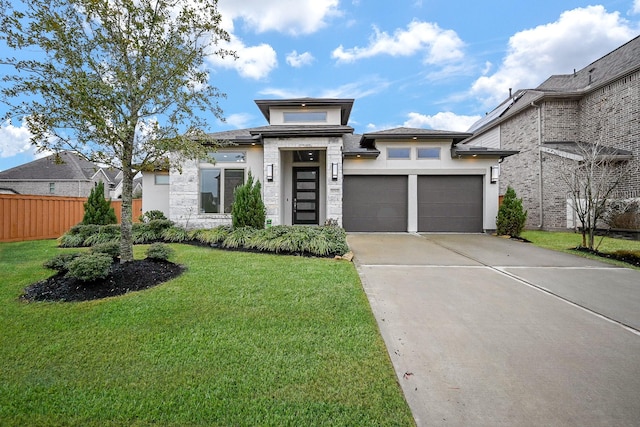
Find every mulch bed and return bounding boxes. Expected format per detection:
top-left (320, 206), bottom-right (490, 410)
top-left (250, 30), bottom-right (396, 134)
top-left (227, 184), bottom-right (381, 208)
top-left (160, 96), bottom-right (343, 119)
top-left (573, 247), bottom-right (640, 268)
top-left (21, 259), bottom-right (185, 302)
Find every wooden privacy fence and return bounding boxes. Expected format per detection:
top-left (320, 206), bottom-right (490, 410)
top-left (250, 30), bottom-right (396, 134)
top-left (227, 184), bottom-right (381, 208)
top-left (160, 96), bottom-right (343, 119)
top-left (0, 194), bottom-right (142, 243)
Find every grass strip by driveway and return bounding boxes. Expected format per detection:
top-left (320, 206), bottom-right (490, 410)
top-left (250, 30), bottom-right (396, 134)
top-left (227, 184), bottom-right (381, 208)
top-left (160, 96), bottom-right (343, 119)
top-left (521, 230), bottom-right (640, 269)
top-left (0, 240), bottom-right (414, 427)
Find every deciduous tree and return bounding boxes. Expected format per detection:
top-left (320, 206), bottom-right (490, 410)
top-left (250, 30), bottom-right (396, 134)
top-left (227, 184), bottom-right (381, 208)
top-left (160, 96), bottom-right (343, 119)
top-left (1, 0), bottom-right (234, 262)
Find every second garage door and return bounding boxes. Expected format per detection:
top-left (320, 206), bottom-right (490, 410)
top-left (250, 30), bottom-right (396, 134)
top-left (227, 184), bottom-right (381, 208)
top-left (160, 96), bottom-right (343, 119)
top-left (418, 175), bottom-right (483, 232)
top-left (343, 175), bottom-right (408, 232)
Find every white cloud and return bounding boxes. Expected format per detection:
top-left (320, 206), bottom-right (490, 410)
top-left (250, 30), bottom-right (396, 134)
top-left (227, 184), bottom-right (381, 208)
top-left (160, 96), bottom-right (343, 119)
top-left (207, 36), bottom-right (277, 80)
top-left (633, 0), bottom-right (640, 14)
top-left (258, 88), bottom-right (307, 99)
top-left (218, 0), bottom-right (340, 36)
top-left (332, 20), bottom-right (464, 64)
top-left (222, 113), bottom-right (254, 128)
top-left (286, 51), bottom-right (315, 68)
top-left (0, 119), bottom-right (34, 158)
top-left (470, 6), bottom-right (637, 108)
top-left (404, 112), bottom-right (481, 132)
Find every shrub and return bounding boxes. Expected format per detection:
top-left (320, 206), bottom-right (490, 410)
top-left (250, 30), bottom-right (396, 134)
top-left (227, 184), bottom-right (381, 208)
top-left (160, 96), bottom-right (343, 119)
top-left (496, 186), bottom-right (528, 237)
top-left (161, 226), bottom-right (190, 242)
top-left (66, 253), bottom-right (113, 282)
top-left (90, 241), bottom-right (121, 260)
top-left (321, 226), bottom-right (349, 256)
top-left (604, 199), bottom-right (640, 230)
top-left (59, 233), bottom-right (86, 248)
top-left (82, 182), bottom-right (117, 225)
top-left (222, 227), bottom-right (255, 249)
top-left (133, 219), bottom-right (174, 243)
top-left (43, 252), bottom-right (83, 273)
top-left (146, 243), bottom-right (174, 261)
top-left (231, 171), bottom-right (266, 229)
top-left (139, 210), bottom-right (168, 223)
top-left (190, 225), bottom-right (232, 245)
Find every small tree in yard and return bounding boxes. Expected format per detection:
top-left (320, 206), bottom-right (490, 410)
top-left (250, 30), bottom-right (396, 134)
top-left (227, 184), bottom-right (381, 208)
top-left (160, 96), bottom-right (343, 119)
top-left (83, 182), bottom-right (117, 225)
top-left (496, 186), bottom-right (528, 237)
top-left (0, 0), bottom-right (234, 263)
top-left (232, 171), bottom-right (266, 229)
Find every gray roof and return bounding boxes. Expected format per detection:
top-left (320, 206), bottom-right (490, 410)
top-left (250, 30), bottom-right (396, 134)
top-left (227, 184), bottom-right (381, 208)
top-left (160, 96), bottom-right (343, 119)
top-left (343, 133), bottom-right (380, 157)
top-left (542, 141), bottom-right (633, 160)
top-left (0, 151), bottom-right (104, 181)
top-left (467, 35), bottom-right (640, 136)
top-left (361, 127), bottom-right (472, 148)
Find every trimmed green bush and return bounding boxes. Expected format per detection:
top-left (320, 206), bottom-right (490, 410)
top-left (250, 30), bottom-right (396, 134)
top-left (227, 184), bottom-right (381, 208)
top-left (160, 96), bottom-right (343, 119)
top-left (146, 243), bottom-right (174, 261)
top-left (66, 253), bottom-right (113, 282)
top-left (190, 225), bottom-right (232, 245)
top-left (43, 252), bottom-right (83, 273)
top-left (496, 186), bottom-right (528, 237)
top-left (90, 241), bottom-right (121, 260)
top-left (231, 171), bottom-right (266, 229)
top-left (82, 182), bottom-right (117, 225)
top-left (222, 227), bottom-right (255, 249)
top-left (139, 210), bottom-right (168, 223)
top-left (133, 219), bottom-right (174, 243)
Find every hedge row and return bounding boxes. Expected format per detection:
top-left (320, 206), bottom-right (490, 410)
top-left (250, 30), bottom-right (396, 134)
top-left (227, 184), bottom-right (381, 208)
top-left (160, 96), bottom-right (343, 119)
top-left (59, 222), bottom-right (350, 257)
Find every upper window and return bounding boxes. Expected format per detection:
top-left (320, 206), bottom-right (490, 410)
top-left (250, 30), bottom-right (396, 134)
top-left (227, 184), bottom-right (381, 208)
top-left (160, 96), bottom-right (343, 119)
top-left (200, 169), bottom-right (245, 214)
top-left (204, 151), bottom-right (246, 163)
top-left (283, 111), bottom-right (327, 123)
top-left (417, 148), bottom-right (441, 159)
top-left (49, 182), bottom-right (55, 194)
top-left (155, 174), bottom-right (170, 185)
top-left (387, 148), bottom-right (411, 159)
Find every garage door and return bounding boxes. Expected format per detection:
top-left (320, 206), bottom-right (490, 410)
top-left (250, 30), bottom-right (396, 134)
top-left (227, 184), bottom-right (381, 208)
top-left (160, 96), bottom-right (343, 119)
top-left (343, 176), bottom-right (408, 232)
top-left (418, 175), bottom-right (483, 232)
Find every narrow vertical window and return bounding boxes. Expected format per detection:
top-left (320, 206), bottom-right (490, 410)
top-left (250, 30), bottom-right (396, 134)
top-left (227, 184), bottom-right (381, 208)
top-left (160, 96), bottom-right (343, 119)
top-left (49, 182), bottom-right (55, 194)
top-left (200, 169), bottom-right (221, 213)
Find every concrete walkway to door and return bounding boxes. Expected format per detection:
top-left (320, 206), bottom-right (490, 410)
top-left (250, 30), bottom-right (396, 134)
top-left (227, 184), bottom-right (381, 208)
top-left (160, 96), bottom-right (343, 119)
top-left (348, 233), bottom-right (640, 427)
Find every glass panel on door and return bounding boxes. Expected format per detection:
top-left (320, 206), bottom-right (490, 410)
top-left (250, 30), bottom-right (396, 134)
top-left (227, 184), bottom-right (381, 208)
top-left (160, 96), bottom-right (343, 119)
top-left (293, 167), bottom-right (319, 225)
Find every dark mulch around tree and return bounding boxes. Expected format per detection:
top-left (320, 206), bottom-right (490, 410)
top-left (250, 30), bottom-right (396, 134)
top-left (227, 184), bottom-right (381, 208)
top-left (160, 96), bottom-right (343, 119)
top-left (573, 247), bottom-right (640, 268)
top-left (21, 259), bottom-right (185, 302)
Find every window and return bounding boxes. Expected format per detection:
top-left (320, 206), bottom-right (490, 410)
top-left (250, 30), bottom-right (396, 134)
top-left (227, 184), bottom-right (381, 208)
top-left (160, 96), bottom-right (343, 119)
top-left (49, 182), bottom-right (55, 194)
top-left (200, 169), bottom-right (245, 213)
top-left (283, 111), bottom-right (327, 123)
top-left (205, 151), bottom-right (246, 163)
top-left (387, 148), bottom-right (411, 159)
top-left (155, 174), bottom-right (170, 185)
top-left (417, 148), bottom-right (441, 159)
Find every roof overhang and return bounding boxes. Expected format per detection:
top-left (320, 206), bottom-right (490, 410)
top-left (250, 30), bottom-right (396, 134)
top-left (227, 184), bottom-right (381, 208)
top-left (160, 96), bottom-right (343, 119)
top-left (249, 125), bottom-right (354, 139)
top-left (451, 145), bottom-right (519, 160)
top-left (361, 130), bottom-right (473, 149)
top-left (541, 141), bottom-right (633, 161)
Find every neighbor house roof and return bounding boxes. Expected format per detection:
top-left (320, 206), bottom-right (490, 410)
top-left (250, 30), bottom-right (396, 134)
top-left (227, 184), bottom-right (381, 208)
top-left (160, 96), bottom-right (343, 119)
top-left (254, 98), bottom-right (355, 126)
top-left (466, 35), bottom-right (640, 137)
top-left (0, 151), bottom-right (103, 181)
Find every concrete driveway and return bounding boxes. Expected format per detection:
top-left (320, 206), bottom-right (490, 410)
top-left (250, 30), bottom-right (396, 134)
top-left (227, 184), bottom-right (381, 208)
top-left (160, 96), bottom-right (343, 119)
top-left (348, 233), bottom-right (640, 427)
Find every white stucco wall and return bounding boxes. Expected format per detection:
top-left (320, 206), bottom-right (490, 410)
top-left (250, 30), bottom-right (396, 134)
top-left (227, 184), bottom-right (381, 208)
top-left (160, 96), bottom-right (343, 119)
top-left (141, 172), bottom-right (170, 217)
top-left (268, 106), bottom-right (343, 125)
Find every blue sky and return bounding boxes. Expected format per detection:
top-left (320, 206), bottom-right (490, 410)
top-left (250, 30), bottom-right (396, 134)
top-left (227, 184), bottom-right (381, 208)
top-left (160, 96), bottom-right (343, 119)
top-left (1, 0), bottom-right (640, 171)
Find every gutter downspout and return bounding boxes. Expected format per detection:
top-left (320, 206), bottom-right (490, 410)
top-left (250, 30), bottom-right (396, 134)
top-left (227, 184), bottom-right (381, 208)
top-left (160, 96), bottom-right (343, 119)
top-left (531, 101), bottom-right (543, 228)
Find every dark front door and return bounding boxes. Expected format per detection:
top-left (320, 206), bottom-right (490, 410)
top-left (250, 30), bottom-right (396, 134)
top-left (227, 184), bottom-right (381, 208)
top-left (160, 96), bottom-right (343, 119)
top-left (293, 167), bottom-right (319, 225)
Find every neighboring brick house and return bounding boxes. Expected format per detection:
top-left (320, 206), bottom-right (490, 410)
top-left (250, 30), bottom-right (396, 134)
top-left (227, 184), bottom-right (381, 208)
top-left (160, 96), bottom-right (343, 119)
top-left (144, 98), bottom-right (517, 232)
top-left (0, 151), bottom-right (120, 198)
top-left (464, 35), bottom-right (639, 229)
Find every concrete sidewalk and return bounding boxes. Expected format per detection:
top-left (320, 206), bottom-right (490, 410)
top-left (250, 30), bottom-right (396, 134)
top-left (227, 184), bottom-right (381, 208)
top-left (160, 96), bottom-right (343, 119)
top-left (348, 233), bottom-right (640, 426)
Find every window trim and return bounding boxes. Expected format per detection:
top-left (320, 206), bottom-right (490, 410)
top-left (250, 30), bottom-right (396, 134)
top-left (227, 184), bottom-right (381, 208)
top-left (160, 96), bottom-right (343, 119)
top-left (387, 147), bottom-right (412, 160)
top-left (417, 147), bottom-right (441, 160)
top-left (283, 111), bottom-right (328, 123)
top-left (202, 151), bottom-right (247, 164)
top-left (49, 182), bottom-right (55, 194)
top-left (154, 174), bottom-right (170, 185)
top-left (199, 167), bottom-right (245, 214)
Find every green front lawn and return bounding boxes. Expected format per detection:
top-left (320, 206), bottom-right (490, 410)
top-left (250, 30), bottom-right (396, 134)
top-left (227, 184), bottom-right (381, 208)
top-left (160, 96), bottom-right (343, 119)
top-left (521, 230), bottom-right (640, 269)
top-left (0, 240), bottom-right (414, 426)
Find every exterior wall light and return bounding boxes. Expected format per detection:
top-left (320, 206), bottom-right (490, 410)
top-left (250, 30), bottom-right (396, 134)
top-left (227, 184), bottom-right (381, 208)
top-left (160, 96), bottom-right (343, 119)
top-left (490, 165), bottom-right (500, 184)
top-left (266, 164), bottom-right (274, 181)
top-left (331, 162), bottom-right (339, 181)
